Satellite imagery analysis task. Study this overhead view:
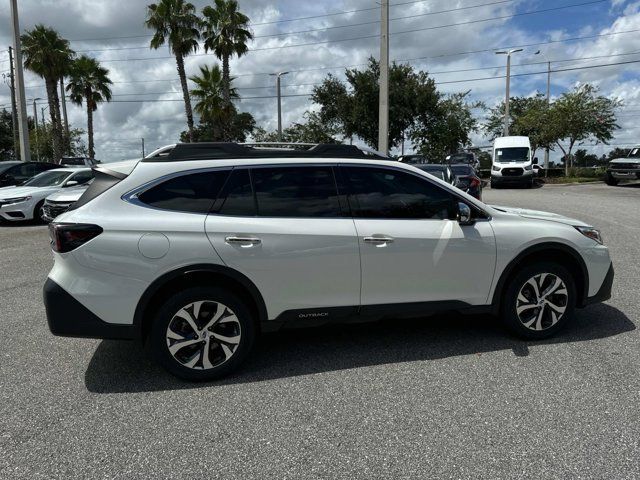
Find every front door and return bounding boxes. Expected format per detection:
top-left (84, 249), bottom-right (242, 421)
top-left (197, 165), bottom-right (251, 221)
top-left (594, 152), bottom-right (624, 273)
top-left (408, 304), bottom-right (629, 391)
top-left (341, 165), bottom-right (496, 307)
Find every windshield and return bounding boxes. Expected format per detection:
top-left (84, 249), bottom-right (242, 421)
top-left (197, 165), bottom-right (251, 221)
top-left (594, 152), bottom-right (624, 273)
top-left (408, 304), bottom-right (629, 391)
top-left (23, 170), bottom-right (71, 187)
top-left (628, 148), bottom-right (640, 158)
top-left (495, 147), bottom-right (530, 162)
top-left (451, 165), bottom-right (473, 176)
top-left (449, 153), bottom-right (473, 163)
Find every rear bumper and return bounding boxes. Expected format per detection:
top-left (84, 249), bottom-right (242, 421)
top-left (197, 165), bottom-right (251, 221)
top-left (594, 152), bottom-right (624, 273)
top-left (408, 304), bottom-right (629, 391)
top-left (43, 278), bottom-right (138, 339)
top-left (584, 263), bottom-right (614, 306)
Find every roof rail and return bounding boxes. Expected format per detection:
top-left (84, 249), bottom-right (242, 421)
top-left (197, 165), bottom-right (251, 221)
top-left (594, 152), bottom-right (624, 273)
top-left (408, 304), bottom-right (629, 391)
top-left (140, 142), bottom-right (390, 162)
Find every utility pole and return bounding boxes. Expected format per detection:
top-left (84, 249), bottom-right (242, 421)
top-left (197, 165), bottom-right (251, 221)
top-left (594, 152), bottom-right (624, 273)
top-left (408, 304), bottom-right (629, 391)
top-left (33, 98), bottom-right (41, 161)
top-left (545, 60), bottom-right (551, 176)
top-left (378, 0), bottom-right (389, 155)
top-left (269, 71), bottom-right (289, 141)
top-left (60, 77), bottom-right (70, 153)
top-left (10, 0), bottom-right (31, 161)
top-left (495, 48), bottom-right (522, 137)
top-left (141, 138), bottom-right (145, 158)
top-left (7, 48), bottom-right (19, 158)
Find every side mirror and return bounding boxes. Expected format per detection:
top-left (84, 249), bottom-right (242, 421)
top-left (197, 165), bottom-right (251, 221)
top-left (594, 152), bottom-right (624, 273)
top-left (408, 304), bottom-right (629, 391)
top-left (457, 202), bottom-right (474, 226)
top-left (533, 157), bottom-right (539, 165)
top-left (65, 180), bottom-right (78, 187)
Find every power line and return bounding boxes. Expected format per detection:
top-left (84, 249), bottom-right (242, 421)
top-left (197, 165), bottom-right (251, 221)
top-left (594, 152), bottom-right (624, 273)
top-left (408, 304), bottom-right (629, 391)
top-left (74, 0), bottom-right (605, 60)
top-left (75, 0), bottom-right (518, 52)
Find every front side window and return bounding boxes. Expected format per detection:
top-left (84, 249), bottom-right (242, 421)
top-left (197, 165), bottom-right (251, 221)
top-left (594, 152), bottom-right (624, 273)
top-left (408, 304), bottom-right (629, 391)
top-left (252, 166), bottom-right (340, 217)
top-left (138, 170), bottom-right (228, 214)
top-left (343, 166), bottom-right (455, 220)
top-left (68, 171), bottom-right (94, 185)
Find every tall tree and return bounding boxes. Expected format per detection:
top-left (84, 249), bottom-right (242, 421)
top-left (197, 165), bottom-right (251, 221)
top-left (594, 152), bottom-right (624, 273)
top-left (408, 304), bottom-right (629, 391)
top-left (312, 58), bottom-right (440, 149)
top-left (189, 64), bottom-right (235, 137)
top-left (484, 94), bottom-right (555, 157)
top-left (21, 25), bottom-right (74, 162)
top-left (66, 55), bottom-right (112, 160)
top-left (549, 84), bottom-right (620, 175)
top-left (146, 0), bottom-right (200, 142)
top-left (201, 0), bottom-right (253, 131)
top-left (253, 112), bottom-right (340, 144)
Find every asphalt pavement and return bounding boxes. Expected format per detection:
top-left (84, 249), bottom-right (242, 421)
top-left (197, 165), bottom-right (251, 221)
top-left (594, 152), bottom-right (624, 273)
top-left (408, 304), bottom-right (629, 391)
top-left (0, 181), bottom-right (638, 479)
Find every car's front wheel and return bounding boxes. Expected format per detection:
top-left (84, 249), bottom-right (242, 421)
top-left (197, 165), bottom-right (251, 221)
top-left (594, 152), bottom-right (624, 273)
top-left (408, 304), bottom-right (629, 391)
top-left (150, 287), bottom-right (256, 381)
top-left (605, 173), bottom-right (619, 186)
top-left (501, 262), bottom-right (576, 339)
top-left (33, 200), bottom-right (47, 224)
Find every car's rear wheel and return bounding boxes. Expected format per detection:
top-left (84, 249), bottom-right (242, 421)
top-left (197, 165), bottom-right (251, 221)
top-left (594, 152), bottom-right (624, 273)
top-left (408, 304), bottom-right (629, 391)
top-left (150, 286), bottom-right (256, 381)
top-left (501, 262), bottom-right (576, 339)
top-left (605, 173), bottom-right (619, 186)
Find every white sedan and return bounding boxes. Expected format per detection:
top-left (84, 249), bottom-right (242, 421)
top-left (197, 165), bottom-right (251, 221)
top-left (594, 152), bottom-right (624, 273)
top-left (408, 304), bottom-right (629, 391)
top-left (0, 168), bottom-right (93, 223)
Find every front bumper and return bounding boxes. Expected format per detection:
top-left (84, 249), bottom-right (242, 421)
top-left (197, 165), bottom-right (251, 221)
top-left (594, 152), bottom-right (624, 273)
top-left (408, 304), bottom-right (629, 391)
top-left (43, 278), bottom-right (138, 339)
top-left (608, 169), bottom-right (640, 179)
top-left (491, 174), bottom-right (533, 185)
top-left (584, 263), bottom-right (614, 306)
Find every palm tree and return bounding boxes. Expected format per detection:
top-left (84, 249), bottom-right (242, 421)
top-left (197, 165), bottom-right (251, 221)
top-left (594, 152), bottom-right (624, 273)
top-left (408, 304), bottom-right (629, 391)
top-left (201, 0), bottom-right (252, 113)
top-left (66, 56), bottom-right (112, 160)
top-left (190, 64), bottom-right (237, 139)
top-left (21, 25), bottom-right (74, 162)
top-left (145, 0), bottom-right (200, 142)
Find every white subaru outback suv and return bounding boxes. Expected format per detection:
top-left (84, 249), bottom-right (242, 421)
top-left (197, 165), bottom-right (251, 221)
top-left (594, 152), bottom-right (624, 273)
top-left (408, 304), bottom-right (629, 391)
top-left (44, 143), bottom-right (613, 381)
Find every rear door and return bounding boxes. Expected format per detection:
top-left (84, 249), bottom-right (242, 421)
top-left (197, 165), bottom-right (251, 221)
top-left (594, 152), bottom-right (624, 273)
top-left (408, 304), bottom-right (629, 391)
top-left (341, 165), bottom-right (496, 307)
top-left (205, 165), bottom-right (361, 321)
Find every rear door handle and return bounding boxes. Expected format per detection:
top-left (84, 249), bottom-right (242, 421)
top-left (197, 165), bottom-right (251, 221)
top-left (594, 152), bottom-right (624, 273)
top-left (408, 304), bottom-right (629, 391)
top-left (363, 235), bottom-right (394, 244)
top-left (225, 236), bottom-right (262, 246)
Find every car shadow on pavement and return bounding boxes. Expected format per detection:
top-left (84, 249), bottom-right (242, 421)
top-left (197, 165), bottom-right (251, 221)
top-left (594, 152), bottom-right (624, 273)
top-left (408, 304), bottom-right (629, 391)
top-left (84, 303), bottom-right (634, 394)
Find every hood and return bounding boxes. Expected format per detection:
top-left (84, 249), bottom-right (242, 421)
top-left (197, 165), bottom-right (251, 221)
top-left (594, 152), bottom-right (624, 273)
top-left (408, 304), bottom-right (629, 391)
top-left (0, 185), bottom-right (57, 200)
top-left (609, 157), bottom-right (640, 164)
top-left (490, 205), bottom-right (590, 227)
top-left (45, 185), bottom-right (88, 203)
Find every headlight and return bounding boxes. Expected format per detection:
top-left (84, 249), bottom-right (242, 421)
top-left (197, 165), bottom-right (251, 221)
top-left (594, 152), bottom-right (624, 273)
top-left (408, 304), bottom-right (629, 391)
top-left (3, 196), bottom-right (31, 205)
top-left (492, 165), bottom-right (501, 172)
top-left (575, 226), bottom-right (603, 245)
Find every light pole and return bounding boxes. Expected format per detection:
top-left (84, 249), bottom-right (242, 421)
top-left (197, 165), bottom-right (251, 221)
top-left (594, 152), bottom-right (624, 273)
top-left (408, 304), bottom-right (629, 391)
top-left (495, 48), bottom-right (523, 136)
top-left (378, 0), bottom-right (390, 155)
top-left (32, 98), bottom-right (41, 161)
top-left (269, 71), bottom-right (289, 141)
top-left (535, 50), bottom-right (551, 176)
top-left (10, 0), bottom-right (31, 161)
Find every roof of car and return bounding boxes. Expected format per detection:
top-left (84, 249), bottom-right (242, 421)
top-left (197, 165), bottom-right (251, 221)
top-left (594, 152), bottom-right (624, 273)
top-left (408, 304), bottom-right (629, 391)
top-left (47, 167), bottom-right (92, 173)
top-left (141, 142), bottom-right (389, 162)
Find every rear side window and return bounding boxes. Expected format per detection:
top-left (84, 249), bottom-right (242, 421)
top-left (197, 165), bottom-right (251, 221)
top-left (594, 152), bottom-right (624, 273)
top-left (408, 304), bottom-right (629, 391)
top-left (138, 171), bottom-right (228, 214)
top-left (252, 166), bottom-right (340, 217)
top-left (343, 166), bottom-right (455, 220)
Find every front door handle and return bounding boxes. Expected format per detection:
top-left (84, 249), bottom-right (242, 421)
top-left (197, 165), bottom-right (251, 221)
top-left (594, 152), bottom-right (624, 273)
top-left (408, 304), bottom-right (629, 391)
top-left (225, 236), bottom-right (262, 246)
top-left (363, 235), bottom-right (394, 245)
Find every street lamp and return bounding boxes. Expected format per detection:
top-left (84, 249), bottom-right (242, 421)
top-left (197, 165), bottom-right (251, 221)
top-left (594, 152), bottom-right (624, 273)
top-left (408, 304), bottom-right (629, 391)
top-left (269, 71), bottom-right (289, 142)
top-left (495, 48), bottom-right (523, 136)
top-left (31, 97), bottom-right (41, 161)
top-left (534, 50), bottom-right (551, 175)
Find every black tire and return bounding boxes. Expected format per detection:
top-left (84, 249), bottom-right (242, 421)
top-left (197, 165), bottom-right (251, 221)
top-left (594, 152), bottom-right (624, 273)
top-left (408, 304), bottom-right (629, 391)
top-left (150, 286), bottom-right (256, 381)
top-left (500, 262), bottom-right (576, 340)
top-left (491, 181), bottom-right (501, 189)
top-left (33, 200), bottom-right (46, 224)
top-left (605, 173), bottom-right (619, 186)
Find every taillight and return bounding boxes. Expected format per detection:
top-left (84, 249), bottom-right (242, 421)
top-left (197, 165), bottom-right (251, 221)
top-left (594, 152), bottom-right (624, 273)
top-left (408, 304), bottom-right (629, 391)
top-left (469, 176), bottom-right (481, 188)
top-left (48, 223), bottom-right (103, 253)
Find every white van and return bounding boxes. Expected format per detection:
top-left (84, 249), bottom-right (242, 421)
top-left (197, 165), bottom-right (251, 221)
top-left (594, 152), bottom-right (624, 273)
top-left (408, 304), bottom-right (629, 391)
top-left (491, 136), bottom-right (538, 188)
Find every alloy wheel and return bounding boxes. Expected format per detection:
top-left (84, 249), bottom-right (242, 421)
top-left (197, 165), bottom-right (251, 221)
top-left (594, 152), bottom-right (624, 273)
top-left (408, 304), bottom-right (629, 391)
top-left (516, 273), bottom-right (569, 331)
top-left (165, 300), bottom-right (241, 370)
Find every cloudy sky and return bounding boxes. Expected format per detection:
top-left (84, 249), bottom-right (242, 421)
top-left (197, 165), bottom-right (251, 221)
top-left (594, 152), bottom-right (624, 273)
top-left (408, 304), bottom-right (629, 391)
top-left (1, 0), bottom-right (640, 161)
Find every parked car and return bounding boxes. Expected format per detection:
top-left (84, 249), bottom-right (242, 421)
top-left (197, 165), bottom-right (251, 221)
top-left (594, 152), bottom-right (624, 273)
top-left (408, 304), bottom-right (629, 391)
top-left (0, 161), bottom-right (60, 188)
top-left (44, 142), bottom-right (613, 381)
top-left (0, 168), bottom-right (93, 223)
top-left (42, 183), bottom-right (90, 223)
top-left (605, 146), bottom-right (640, 185)
top-left (491, 136), bottom-right (537, 188)
top-left (415, 164), bottom-right (457, 186)
top-left (450, 164), bottom-right (483, 200)
top-left (60, 157), bottom-right (101, 167)
top-left (446, 152), bottom-right (480, 170)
